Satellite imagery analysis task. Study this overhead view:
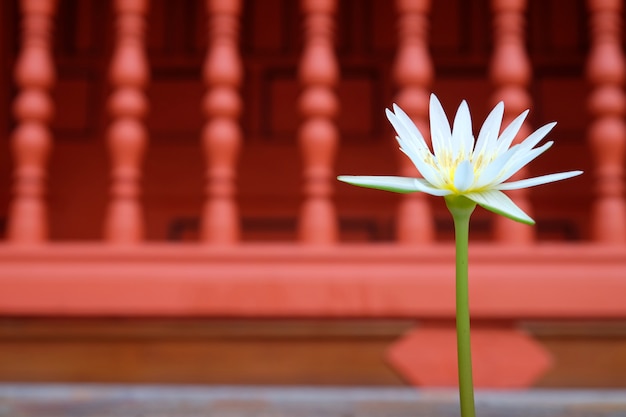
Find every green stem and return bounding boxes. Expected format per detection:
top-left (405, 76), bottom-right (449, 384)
top-left (446, 196), bottom-right (477, 417)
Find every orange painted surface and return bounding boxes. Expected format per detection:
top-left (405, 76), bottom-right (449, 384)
top-left (388, 324), bottom-right (553, 388)
top-left (1, 0), bottom-right (625, 388)
top-left (0, 243), bottom-right (625, 319)
top-left (2, 242), bottom-right (625, 387)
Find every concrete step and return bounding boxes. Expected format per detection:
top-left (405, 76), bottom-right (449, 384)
top-left (0, 385), bottom-right (625, 417)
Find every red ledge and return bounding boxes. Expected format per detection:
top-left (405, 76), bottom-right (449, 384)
top-left (0, 243), bottom-right (625, 319)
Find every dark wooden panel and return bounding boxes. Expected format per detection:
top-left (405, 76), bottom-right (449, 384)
top-left (0, 319), bottom-right (409, 385)
top-left (147, 79), bottom-right (204, 140)
top-left (0, 319), bottom-right (625, 387)
top-left (529, 0), bottom-right (588, 69)
top-left (528, 322), bottom-right (626, 388)
top-left (54, 0), bottom-right (110, 59)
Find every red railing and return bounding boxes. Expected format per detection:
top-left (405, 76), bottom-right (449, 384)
top-left (1, 0), bottom-right (626, 388)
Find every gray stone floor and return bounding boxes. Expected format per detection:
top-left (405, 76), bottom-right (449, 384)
top-left (0, 385), bottom-right (625, 417)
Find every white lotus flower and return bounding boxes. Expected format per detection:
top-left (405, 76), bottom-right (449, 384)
top-left (338, 94), bottom-right (582, 224)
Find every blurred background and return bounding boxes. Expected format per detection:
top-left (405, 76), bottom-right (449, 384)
top-left (0, 0), bottom-right (625, 394)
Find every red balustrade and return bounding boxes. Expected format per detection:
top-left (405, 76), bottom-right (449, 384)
top-left (297, 0), bottom-right (339, 244)
top-left (104, 0), bottom-right (150, 243)
top-left (489, 0), bottom-right (535, 244)
top-left (7, 0), bottom-right (57, 244)
top-left (1, 0), bottom-right (626, 389)
top-left (587, 0), bottom-right (626, 243)
top-left (200, 0), bottom-right (242, 244)
top-left (393, 0), bottom-right (435, 244)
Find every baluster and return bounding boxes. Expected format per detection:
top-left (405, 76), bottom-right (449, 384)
top-left (298, 0), bottom-right (339, 244)
top-left (393, 0), bottom-right (434, 244)
top-left (8, 0), bottom-right (57, 243)
top-left (587, 0), bottom-right (626, 243)
top-left (104, 0), bottom-right (149, 243)
top-left (490, 0), bottom-right (534, 244)
top-left (200, 0), bottom-right (242, 244)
